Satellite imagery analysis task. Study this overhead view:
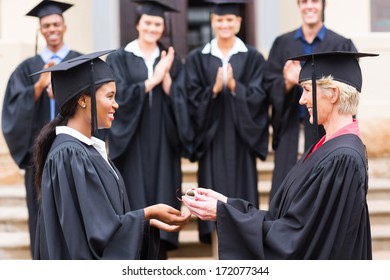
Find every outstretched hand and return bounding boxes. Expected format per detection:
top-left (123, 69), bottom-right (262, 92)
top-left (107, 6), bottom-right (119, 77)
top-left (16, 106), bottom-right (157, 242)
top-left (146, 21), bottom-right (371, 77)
top-left (145, 203), bottom-right (190, 232)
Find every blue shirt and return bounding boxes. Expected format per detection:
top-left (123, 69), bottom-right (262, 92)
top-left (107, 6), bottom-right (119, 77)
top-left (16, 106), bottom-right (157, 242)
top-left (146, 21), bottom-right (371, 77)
top-left (40, 45), bottom-right (71, 120)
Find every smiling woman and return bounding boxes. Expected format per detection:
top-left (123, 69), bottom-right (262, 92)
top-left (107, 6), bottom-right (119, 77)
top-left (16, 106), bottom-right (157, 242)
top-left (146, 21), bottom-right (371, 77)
top-left (182, 0), bottom-right (269, 247)
top-left (105, 0), bottom-right (194, 259)
top-left (182, 51), bottom-right (377, 260)
top-left (30, 50), bottom-right (190, 260)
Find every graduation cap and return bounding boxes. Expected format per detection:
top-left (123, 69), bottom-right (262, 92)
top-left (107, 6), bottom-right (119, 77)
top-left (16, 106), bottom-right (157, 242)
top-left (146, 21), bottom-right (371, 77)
top-left (132, 0), bottom-right (180, 46)
top-left (26, 0), bottom-right (73, 18)
top-left (31, 50), bottom-right (116, 137)
top-left (132, 0), bottom-right (179, 17)
top-left (204, 0), bottom-right (248, 16)
top-left (288, 51), bottom-right (378, 141)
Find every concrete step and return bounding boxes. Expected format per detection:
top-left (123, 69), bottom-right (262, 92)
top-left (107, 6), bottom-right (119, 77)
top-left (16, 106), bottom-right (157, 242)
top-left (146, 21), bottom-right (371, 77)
top-left (368, 200), bottom-right (390, 225)
top-left (168, 230), bottom-right (213, 259)
top-left (0, 206), bottom-right (28, 232)
top-left (0, 232), bottom-right (31, 260)
top-left (372, 250), bottom-right (390, 260)
top-left (367, 178), bottom-right (390, 200)
top-left (371, 225), bottom-right (390, 252)
top-left (0, 184), bottom-right (26, 207)
top-left (0, 168), bottom-right (23, 185)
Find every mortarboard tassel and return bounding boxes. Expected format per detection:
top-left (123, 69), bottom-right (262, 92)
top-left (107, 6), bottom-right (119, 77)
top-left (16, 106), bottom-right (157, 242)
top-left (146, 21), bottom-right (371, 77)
top-left (311, 54), bottom-right (319, 143)
top-left (90, 60), bottom-right (99, 137)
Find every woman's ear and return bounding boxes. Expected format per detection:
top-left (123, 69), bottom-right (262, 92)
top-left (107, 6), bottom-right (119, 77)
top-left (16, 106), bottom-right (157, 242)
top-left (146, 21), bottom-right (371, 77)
top-left (78, 95), bottom-right (87, 108)
top-left (330, 87), bottom-right (339, 103)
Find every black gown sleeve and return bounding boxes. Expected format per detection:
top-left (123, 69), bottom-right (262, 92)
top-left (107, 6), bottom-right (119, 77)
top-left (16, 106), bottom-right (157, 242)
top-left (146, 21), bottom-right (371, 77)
top-left (2, 58), bottom-right (41, 168)
top-left (106, 50), bottom-right (146, 160)
top-left (164, 59), bottom-right (194, 159)
top-left (228, 49), bottom-right (269, 159)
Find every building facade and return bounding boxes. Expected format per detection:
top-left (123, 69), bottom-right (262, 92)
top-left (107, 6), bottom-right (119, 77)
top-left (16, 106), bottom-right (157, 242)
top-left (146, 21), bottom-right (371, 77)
top-left (1, 0), bottom-right (389, 159)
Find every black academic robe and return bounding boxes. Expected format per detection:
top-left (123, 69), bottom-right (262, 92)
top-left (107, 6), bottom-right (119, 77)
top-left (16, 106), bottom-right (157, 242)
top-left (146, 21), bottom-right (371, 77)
top-left (106, 47), bottom-right (193, 250)
top-left (1, 50), bottom-right (82, 256)
top-left (185, 44), bottom-right (269, 243)
top-left (34, 134), bottom-right (159, 260)
top-left (263, 28), bottom-right (357, 199)
top-left (216, 134), bottom-right (372, 260)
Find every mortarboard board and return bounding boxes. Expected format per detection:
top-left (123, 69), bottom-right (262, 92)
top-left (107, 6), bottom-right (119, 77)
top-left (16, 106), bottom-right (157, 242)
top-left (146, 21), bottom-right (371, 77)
top-left (132, 0), bottom-right (179, 18)
top-left (31, 50), bottom-right (116, 137)
top-left (204, 0), bottom-right (248, 16)
top-left (288, 51), bottom-right (378, 141)
top-left (26, 0), bottom-right (73, 18)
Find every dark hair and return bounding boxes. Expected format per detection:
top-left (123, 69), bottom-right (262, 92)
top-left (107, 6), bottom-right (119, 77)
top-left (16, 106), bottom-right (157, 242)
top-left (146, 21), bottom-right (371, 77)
top-left (33, 90), bottom-right (88, 198)
top-left (135, 13), bottom-right (166, 25)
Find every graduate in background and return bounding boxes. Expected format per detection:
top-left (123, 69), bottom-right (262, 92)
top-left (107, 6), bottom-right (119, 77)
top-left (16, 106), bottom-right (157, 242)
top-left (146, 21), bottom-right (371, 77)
top-left (105, 0), bottom-right (193, 259)
top-left (263, 0), bottom-right (357, 201)
top-left (183, 0), bottom-right (268, 244)
top-left (183, 51), bottom-right (376, 260)
top-left (32, 50), bottom-right (190, 260)
top-left (1, 0), bottom-right (82, 257)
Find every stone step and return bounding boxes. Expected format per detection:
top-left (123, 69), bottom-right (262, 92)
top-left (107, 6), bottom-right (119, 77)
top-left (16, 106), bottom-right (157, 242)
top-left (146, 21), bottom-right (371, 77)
top-left (372, 250), bottom-right (390, 260)
top-left (0, 184), bottom-right (26, 207)
top-left (168, 230), bottom-right (214, 259)
top-left (0, 206), bottom-right (28, 232)
top-left (371, 225), bottom-right (390, 252)
top-left (0, 163), bottom-right (24, 185)
top-left (0, 232), bottom-right (31, 260)
top-left (367, 178), bottom-right (390, 200)
top-left (368, 200), bottom-right (390, 225)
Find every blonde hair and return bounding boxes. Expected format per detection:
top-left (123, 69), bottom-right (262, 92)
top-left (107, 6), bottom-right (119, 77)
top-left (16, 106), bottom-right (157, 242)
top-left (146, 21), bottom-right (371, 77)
top-left (301, 75), bottom-right (360, 115)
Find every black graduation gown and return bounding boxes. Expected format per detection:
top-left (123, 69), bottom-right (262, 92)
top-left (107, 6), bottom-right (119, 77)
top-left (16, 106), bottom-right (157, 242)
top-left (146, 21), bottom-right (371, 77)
top-left (216, 134), bottom-right (372, 260)
top-left (263, 28), bottom-right (357, 199)
top-left (106, 47), bottom-right (193, 250)
top-left (34, 134), bottom-right (159, 260)
top-left (1, 50), bottom-right (82, 256)
top-left (185, 44), bottom-right (269, 242)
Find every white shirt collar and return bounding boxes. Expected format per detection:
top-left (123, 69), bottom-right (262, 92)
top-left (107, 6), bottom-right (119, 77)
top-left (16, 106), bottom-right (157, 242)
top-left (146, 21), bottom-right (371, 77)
top-left (124, 39), bottom-right (160, 60)
top-left (55, 126), bottom-right (118, 178)
top-left (56, 126), bottom-right (107, 158)
top-left (201, 37), bottom-right (248, 59)
top-left (40, 44), bottom-right (70, 64)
